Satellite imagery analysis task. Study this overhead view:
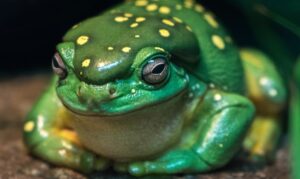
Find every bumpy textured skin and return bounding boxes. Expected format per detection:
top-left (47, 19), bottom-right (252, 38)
top-left (23, 0), bottom-right (286, 176)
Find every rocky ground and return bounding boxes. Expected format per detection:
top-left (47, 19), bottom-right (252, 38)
top-left (0, 74), bottom-right (290, 179)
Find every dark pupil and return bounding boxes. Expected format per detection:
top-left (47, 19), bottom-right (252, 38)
top-left (152, 64), bottom-right (165, 74)
top-left (52, 56), bottom-right (60, 68)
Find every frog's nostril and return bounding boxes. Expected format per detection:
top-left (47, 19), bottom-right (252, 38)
top-left (109, 87), bottom-right (116, 96)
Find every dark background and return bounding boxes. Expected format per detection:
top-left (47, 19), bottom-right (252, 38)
top-left (1, 0), bottom-right (119, 75)
top-left (0, 0), bottom-right (298, 76)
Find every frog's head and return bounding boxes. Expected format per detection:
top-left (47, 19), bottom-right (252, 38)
top-left (54, 13), bottom-right (200, 116)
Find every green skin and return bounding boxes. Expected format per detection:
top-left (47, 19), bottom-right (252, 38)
top-left (23, 0), bottom-right (287, 176)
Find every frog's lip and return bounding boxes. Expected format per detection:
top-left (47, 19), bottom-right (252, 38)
top-left (60, 89), bottom-right (187, 117)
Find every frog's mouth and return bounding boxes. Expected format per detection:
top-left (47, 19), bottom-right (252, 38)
top-left (58, 88), bottom-right (188, 117)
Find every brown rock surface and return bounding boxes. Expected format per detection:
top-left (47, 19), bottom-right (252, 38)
top-left (0, 74), bottom-right (290, 179)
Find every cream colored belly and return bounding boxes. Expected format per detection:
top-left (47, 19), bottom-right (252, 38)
top-left (71, 94), bottom-right (187, 162)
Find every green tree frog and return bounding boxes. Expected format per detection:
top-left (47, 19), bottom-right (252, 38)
top-left (23, 0), bottom-right (287, 176)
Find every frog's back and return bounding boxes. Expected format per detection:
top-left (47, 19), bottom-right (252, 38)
top-left (64, 0), bottom-right (245, 93)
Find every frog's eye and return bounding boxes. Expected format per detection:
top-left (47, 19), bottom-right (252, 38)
top-left (142, 57), bottom-right (169, 85)
top-left (52, 52), bottom-right (67, 79)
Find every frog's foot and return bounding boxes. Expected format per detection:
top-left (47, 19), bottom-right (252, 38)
top-left (26, 128), bottom-right (110, 173)
top-left (243, 116), bottom-right (281, 163)
top-left (128, 150), bottom-right (210, 176)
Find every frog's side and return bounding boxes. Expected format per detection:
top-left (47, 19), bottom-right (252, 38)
top-left (23, 0), bottom-right (287, 176)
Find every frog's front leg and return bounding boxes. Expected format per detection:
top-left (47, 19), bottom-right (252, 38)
top-left (23, 77), bottom-right (110, 173)
top-left (128, 90), bottom-right (255, 176)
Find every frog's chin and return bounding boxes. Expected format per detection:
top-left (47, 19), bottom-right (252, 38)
top-left (59, 90), bottom-right (187, 117)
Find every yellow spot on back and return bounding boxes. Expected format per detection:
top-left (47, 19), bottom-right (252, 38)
top-left (162, 19), bottom-right (175, 27)
top-left (195, 4), bottom-right (204, 12)
top-left (212, 35), bottom-right (225, 50)
top-left (72, 24), bottom-right (79, 29)
top-left (146, 4), bottom-right (158, 11)
top-left (159, 6), bottom-right (171, 14)
top-left (136, 17), bottom-right (146, 22)
top-left (173, 17), bottom-right (183, 23)
top-left (159, 29), bottom-right (170, 38)
top-left (80, 72), bottom-right (83, 76)
top-left (155, 47), bottom-right (165, 52)
top-left (186, 25), bottom-right (193, 32)
top-left (130, 23), bottom-right (139, 28)
top-left (24, 121), bottom-right (35, 132)
top-left (124, 13), bottom-right (133, 17)
top-left (110, 9), bottom-right (118, 14)
top-left (176, 4), bottom-right (182, 10)
top-left (122, 47), bottom-right (132, 53)
top-left (115, 16), bottom-right (129, 22)
top-left (108, 47), bottom-right (114, 51)
top-left (135, 0), bottom-right (148, 7)
top-left (77, 36), bottom-right (89, 45)
top-left (204, 13), bottom-right (219, 28)
top-left (135, 34), bottom-right (141, 38)
top-left (184, 0), bottom-right (193, 8)
top-left (82, 59), bottom-right (91, 67)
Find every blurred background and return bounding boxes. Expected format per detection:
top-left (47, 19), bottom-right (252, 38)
top-left (1, 0), bottom-right (299, 77)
